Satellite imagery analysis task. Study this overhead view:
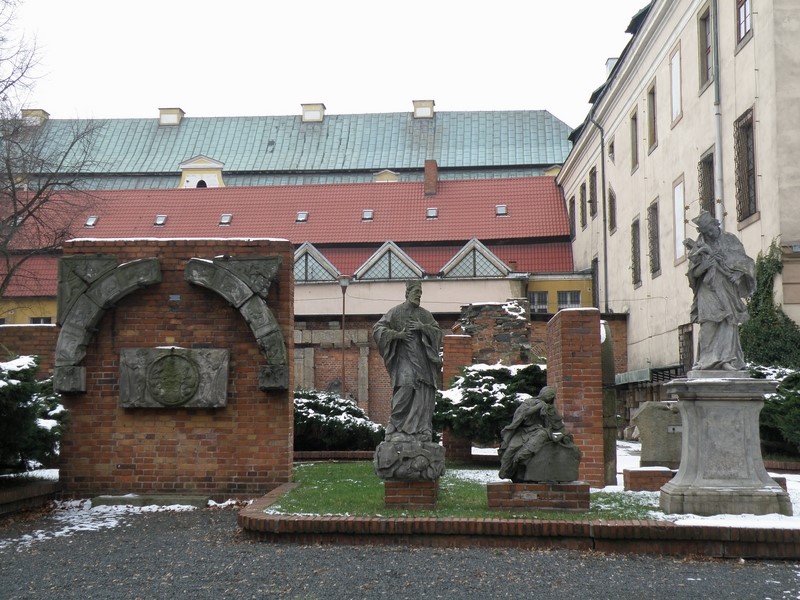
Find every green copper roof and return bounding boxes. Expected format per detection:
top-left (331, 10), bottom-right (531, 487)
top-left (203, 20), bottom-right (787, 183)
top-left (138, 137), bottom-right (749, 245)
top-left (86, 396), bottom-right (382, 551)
top-left (38, 110), bottom-right (572, 180)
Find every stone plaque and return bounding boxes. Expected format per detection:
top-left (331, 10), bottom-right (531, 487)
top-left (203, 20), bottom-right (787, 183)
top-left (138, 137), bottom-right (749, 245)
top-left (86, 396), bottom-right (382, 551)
top-left (120, 347), bottom-right (229, 408)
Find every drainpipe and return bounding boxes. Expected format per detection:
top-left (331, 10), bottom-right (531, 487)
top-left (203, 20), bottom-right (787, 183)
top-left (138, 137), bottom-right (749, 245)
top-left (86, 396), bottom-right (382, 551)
top-left (711, 0), bottom-right (725, 228)
top-left (589, 115), bottom-right (610, 313)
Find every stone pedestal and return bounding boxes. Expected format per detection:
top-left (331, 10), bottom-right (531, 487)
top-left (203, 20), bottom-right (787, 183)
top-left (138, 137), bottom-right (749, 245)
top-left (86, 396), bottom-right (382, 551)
top-left (373, 440), bottom-right (445, 481)
top-left (487, 482), bottom-right (589, 511)
top-left (660, 372), bottom-right (792, 516)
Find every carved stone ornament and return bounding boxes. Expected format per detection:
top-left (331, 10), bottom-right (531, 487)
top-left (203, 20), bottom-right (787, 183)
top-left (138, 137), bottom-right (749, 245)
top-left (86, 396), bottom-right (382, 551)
top-left (119, 347), bottom-right (229, 408)
top-left (373, 440), bottom-right (446, 481)
top-left (184, 256), bottom-right (288, 391)
top-left (54, 256), bottom-right (162, 393)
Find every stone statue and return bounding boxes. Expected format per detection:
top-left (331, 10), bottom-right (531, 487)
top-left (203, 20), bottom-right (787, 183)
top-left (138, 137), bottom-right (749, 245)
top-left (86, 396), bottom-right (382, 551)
top-left (373, 280), bottom-right (445, 480)
top-left (498, 386), bottom-right (581, 483)
top-left (684, 211), bottom-right (755, 371)
top-left (373, 280), bottom-right (442, 443)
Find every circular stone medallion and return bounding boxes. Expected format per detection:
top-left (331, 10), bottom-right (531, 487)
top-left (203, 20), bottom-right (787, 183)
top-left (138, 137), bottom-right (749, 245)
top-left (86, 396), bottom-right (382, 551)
top-left (146, 354), bottom-right (200, 407)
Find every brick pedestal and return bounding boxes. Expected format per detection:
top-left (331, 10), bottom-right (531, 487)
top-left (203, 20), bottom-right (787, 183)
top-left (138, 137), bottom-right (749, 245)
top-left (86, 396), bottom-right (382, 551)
top-left (624, 468), bottom-right (676, 491)
top-left (384, 480), bottom-right (439, 510)
top-left (487, 481), bottom-right (590, 511)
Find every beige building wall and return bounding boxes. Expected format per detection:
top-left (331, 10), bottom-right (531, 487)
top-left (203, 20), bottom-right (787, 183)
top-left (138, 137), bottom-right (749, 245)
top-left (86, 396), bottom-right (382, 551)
top-left (0, 298), bottom-right (57, 324)
top-left (558, 0), bottom-right (798, 372)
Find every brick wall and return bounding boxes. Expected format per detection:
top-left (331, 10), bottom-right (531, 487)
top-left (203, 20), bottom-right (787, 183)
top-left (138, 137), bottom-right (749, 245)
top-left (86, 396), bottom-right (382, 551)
top-left (57, 239), bottom-right (294, 499)
top-left (458, 300), bottom-right (532, 365)
top-left (0, 325), bottom-right (59, 377)
top-left (546, 309), bottom-right (604, 487)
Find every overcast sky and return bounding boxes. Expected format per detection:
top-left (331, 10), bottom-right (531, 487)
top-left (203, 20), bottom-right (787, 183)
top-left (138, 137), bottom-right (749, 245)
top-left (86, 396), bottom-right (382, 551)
top-left (17, 0), bottom-right (648, 129)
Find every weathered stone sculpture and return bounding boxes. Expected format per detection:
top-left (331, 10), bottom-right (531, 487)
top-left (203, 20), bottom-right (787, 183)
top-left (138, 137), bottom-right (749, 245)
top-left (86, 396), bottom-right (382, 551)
top-left (684, 211), bottom-right (755, 371)
top-left (373, 281), bottom-right (445, 480)
top-left (498, 386), bottom-right (581, 483)
top-left (660, 210), bottom-right (791, 516)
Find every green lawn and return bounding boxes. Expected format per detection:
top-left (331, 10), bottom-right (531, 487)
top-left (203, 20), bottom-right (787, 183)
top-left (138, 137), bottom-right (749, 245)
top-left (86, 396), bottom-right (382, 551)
top-left (267, 461), bottom-right (661, 520)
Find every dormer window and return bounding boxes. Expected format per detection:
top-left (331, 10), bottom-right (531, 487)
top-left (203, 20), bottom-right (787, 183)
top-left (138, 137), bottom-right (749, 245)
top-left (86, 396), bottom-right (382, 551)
top-left (85, 216), bottom-right (98, 228)
top-left (426, 208), bottom-right (438, 219)
top-left (296, 211), bottom-right (309, 223)
top-left (154, 215), bottom-right (167, 226)
top-left (219, 213), bottom-right (232, 226)
top-left (301, 103), bottom-right (325, 123)
top-left (495, 204), bottom-right (508, 216)
top-left (362, 209), bottom-right (374, 221)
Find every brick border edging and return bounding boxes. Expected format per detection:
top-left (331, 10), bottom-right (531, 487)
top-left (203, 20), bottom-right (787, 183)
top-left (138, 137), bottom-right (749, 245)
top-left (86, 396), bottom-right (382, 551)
top-left (237, 484), bottom-right (800, 559)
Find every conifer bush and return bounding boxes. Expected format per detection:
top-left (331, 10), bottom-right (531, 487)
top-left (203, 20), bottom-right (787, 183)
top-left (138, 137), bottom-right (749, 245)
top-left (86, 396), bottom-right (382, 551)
top-left (434, 363), bottom-right (547, 445)
top-left (0, 356), bottom-right (66, 473)
top-left (293, 390), bottom-right (384, 451)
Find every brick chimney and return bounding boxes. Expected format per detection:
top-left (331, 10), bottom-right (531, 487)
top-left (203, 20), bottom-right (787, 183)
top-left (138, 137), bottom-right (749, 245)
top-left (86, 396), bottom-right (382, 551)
top-left (424, 160), bottom-right (438, 196)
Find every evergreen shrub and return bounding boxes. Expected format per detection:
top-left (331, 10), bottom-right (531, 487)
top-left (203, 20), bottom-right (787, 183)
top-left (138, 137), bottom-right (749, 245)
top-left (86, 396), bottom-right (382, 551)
top-left (0, 356), bottom-right (66, 473)
top-left (294, 390), bottom-right (384, 451)
top-left (434, 363), bottom-right (547, 445)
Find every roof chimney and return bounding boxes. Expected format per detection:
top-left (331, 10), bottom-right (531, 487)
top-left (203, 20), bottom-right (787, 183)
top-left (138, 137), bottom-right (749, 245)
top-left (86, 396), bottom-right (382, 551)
top-left (424, 160), bottom-right (438, 196)
top-left (301, 103), bottom-right (325, 123)
top-left (21, 108), bottom-right (50, 126)
top-left (159, 107), bottom-right (185, 126)
top-left (413, 99), bottom-right (435, 119)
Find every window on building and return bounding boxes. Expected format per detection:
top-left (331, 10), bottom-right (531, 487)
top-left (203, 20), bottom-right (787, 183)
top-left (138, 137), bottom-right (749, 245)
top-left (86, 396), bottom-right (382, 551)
top-left (631, 218), bottom-right (642, 287)
top-left (630, 109), bottom-right (639, 171)
top-left (361, 250), bottom-right (418, 280)
top-left (557, 290), bottom-right (581, 310)
top-left (608, 187), bottom-right (617, 233)
top-left (647, 82), bottom-right (658, 151)
top-left (529, 291), bottom-right (549, 314)
top-left (293, 252), bottom-right (336, 282)
top-left (737, 0), bottom-right (752, 44)
top-left (0, 318), bottom-right (5, 325)
top-left (647, 200), bottom-right (661, 276)
top-left (678, 323), bottom-right (694, 375)
top-left (608, 139), bottom-right (615, 163)
top-left (589, 167), bottom-right (598, 218)
top-left (734, 108), bottom-right (757, 222)
top-left (698, 150), bottom-right (715, 215)
top-left (673, 177), bottom-right (686, 260)
top-left (29, 316), bottom-right (52, 324)
top-left (670, 45), bottom-right (682, 124)
top-left (579, 183), bottom-right (587, 229)
top-left (698, 7), bottom-right (713, 90)
top-left (568, 196), bottom-right (576, 239)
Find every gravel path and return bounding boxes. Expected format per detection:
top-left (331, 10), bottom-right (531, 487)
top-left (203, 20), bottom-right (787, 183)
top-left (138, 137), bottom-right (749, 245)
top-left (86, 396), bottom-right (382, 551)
top-left (2, 505), bottom-right (800, 599)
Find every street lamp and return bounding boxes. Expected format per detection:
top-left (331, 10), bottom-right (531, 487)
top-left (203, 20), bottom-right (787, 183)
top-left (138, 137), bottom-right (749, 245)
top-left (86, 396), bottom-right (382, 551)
top-left (338, 275), bottom-right (351, 398)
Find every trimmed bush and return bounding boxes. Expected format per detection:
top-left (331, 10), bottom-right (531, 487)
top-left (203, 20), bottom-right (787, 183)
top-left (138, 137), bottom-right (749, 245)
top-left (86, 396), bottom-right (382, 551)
top-left (294, 390), bottom-right (384, 451)
top-left (751, 366), bottom-right (800, 458)
top-left (0, 356), bottom-right (66, 473)
top-left (434, 363), bottom-right (547, 445)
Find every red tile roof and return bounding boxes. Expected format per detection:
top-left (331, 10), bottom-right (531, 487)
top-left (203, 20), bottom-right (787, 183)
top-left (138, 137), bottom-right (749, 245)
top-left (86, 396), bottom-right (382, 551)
top-left (67, 177), bottom-right (569, 243)
top-left (0, 255), bottom-right (59, 297)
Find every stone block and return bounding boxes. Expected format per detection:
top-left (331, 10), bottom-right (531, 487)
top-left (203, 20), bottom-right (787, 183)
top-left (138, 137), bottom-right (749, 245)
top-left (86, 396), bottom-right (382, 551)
top-left (633, 401), bottom-right (682, 468)
top-left (373, 441), bottom-right (445, 481)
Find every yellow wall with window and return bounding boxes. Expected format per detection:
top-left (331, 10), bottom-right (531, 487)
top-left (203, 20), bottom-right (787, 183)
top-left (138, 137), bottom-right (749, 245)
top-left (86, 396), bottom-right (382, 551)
top-left (0, 298), bottom-right (57, 324)
top-left (527, 274), bottom-right (593, 314)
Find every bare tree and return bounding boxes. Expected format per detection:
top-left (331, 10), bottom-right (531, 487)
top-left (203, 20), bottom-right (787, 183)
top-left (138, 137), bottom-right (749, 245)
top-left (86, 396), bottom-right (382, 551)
top-left (0, 0), bottom-right (103, 300)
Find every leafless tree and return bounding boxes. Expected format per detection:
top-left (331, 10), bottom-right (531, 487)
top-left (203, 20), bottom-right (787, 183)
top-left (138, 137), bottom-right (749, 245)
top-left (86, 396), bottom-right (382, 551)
top-left (0, 0), bottom-right (103, 300)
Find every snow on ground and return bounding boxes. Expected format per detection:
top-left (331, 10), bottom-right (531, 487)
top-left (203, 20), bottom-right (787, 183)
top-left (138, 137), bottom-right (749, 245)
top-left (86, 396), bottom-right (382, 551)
top-left (4, 442), bottom-right (800, 551)
top-left (452, 441), bottom-right (800, 529)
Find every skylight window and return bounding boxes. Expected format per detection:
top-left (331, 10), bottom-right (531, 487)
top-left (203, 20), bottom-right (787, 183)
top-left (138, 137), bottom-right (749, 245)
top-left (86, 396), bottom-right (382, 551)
top-left (154, 214), bottom-right (167, 226)
top-left (495, 204), bottom-right (508, 216)
top-left (85, 216), bottom-right (98, 228)
top-left (219, 213), bottom-right (232, 226)
top-left (362, 209), bottom-right (374, 221)
top-left (296, 211), bottom-right (309, 223)
top-left (426, 208), bottom-right (438, 219)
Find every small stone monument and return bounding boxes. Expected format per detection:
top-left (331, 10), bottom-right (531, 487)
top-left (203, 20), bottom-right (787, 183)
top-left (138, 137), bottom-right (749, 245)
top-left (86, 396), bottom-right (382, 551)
top-left (660, 211), bottom-right (791, 516)
top-left (489, 386), bottom-right (588, 511)
top-left (372, 281), bottom-right (445, 508)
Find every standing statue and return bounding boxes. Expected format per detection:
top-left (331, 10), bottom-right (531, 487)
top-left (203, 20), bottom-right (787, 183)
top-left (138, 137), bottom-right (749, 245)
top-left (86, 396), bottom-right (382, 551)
top-left (373, 280), bottom-right (445, 480)
top-left (373, 280), bottom-right (442, 442)
top-left (684, 211), bottom-right (755, 371)
top-left (498, 386), bottom-right (580, 483)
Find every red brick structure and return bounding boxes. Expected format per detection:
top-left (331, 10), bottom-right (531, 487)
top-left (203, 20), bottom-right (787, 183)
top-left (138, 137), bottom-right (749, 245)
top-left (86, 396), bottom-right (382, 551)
top-left (384, 480), bottom-right (438, 510)
top-left (0, 325), bottom-right (59, 377)
top-left (57, 239), bottom-right (294, 499)
top-left (486, 481), bottom-right (590, 511)
top-left (546, 308), bottom-right (604, 487)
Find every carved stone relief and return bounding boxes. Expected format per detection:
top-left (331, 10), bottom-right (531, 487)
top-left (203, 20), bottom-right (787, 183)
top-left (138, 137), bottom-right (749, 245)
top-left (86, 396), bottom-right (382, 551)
top-left (120, 347), bottom-right (229, 408)
top-left (184, 256), bottom-right (288, 390)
